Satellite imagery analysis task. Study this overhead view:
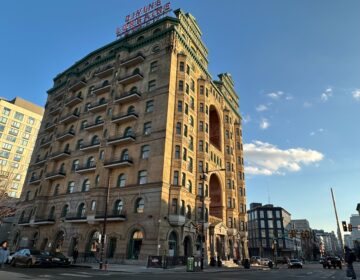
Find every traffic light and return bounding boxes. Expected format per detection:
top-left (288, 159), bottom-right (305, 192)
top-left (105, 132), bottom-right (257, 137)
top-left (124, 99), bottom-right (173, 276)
top-left (342, 221), bottom-right (348, 232)
top-left (348, 224), bottom-right (353, 232)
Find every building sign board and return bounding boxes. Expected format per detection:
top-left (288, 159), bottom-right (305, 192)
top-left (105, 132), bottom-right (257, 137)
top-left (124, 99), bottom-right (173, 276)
top-left (116, 0), bottom-right (171, 38)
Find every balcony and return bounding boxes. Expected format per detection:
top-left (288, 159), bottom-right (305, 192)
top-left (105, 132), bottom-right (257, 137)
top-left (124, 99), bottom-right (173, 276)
top-left (44, 122), bottom-right (56, 132)
top-left (65, 94), bottom-right (83, 107)
top-left (104, 158), bottom-right (133, 169)
top-left (33, 218), bottom-right (55, 226)
top-left (54, 90), bottom-right (65, 101)
top-left (111, 112), bottom-right (138, 124)
top-left (94, 210), bottom-right (126, 222)
top-left (33, 156), bottom-right (47, 167)
top-left (114, 91), bottom-right (141, 105)
top-left (64, 215), bottom-right (87, 223)
top-left (49, 106), bottom-right (61, 116)
top-left (76, 163), bottom-right (96, 174)
top-left (120, 53), bottom-right (145, 68)
top-left (118, 72), bottom-right (143, 85)
top-left (84, 120), bottom-right (104, 131)
top-left (80, 142), bottom-right (100, 152)
top-left (39, 137), bottom-right (52, 148)
top-left (28, 176), bottom-right (42, 185)
top-left (92, 82), bottom-right (111, 96)
top-left (18, 217), bottom-right (31, 226)
top-left (88, 100), bottom-right (108, 113)
top-left (59, 111), bottom-right (80, 124)
top-left (168, 214), bottom-right (186, 226)
top-left (49, 149), bottom-right (71, 161)
top-left (107, 134), bottom-right (136, 146)
top-left (95, 66), bottom-right (114, 78)
top-left (45, 170), bottom-right (66, 180)
top-left (69, 80), bottom-right (86, 92)
top-left (56, 130), bottom-right (75, 142)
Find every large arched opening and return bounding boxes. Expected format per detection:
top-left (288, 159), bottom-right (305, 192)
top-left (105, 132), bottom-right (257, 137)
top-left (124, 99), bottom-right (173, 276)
top-left (209, 174), bottom-right (223, 219)
top-left (127, 230), bottom-right (144, 259)
top-left (183, 236), bottom-right (193, 257)
top-left (209, 106), bottom-right (221, 150)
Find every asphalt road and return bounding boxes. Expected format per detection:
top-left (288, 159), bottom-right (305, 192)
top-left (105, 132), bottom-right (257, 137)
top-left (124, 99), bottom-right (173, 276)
top-left (0, 263), bottom-right (358, 280)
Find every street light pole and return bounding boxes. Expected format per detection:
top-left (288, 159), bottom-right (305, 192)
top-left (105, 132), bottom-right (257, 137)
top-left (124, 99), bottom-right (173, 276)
top-left (99, 176), bottom-right (111, 269)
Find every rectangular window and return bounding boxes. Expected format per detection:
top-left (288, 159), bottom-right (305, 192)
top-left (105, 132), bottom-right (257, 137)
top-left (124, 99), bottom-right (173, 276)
top-left (9, 128), bottom-right (18, 136)
top-left (25, 125), bottom-right (32, 133)
top-left (148, 80), bottom-right (156, 91)
top-left (199, 140), bottom-right (204, 152)
top-left (176, 122), bottom-right (181, 135)
top-left (2, 107), bottom-right (11, 116)
top-left (277, 220), bottom-right (282, 228)
top-left (11, 121), bottom-right (20, 128)
top-left (11, 162), bottom-right (19, 169)
top-left (141, 145), bottom-right (150, 159)
top-left (0, 159), bottom-right (7, 166)
top-left (178, 80), bottom-right (184, 91)
top-left (183, 124), bottom-right (188, 136)
top-left (260, 220), bottom-right (265, 228)
top-left (186, 64), bottom-right (190, 75)
top-left (143, 122), bottom-right (152, 135)
top-left (227, 197), bottom-right (232, 208)
top-left (200, 86), bottom-right (204, 95)
top-left (198, 183), bottom-right (203, 196)
top-left (179, 62), bottom-right (185, 72)
top-left (205, 123), bottom-right (208, 133)
top-left (188, 157), bottom-right (193, 172)
top-left (145, 100), bottom-right (154, 113)
top-left (184, 103), bottom-right (188, 115)
top-left (0, 117), bottom-right (8, 124)
top-left (6, 135), bottom-right (16, 142)
top-left (185, 83), bottom-right (189, 94)
top-left (268, 220), bottom-right (274, 228)
top-left (28, 117), bottom-right (35, 125)
top-left (267, 210), bottom-right (273, 219)
top-left (259, 210), bottom-right (264, 218)
top-left (23, 132), bottom-right (30, 139)
top-left (175, 145), bottom-right (180, 159)
top-left (190, 79), bottom-right (195, 91)
top-left (172, 198), bottom-right (178, 214)
top-left (177, 101), bottom-right (183, 112)
top-left (199, 121), bottom-right (204, 131)
top-left (198, 161), bottom-right (203, 172)
top-left (14, 112), bottom-right (24, 121)
top-left (173, 171), bottom-right (179, 185)
top-left (138, 170), bottom-right (148, 185)
top-left (182, 147), bottom-right (187, 160)
top-left (200, 103), bottom-right (204, 112)
top-left (13, 154), bottom-right (22, 162)
top-left (21, 140), bottom-right (28, 146)
top-left (190, 97), bottom-right (194, 110)
top-left (150, 61), bottom-right (158, 72)
top-left (0, 151), bottom-right (10, 159)
top-left (2, 143), bottom-right (12, 150)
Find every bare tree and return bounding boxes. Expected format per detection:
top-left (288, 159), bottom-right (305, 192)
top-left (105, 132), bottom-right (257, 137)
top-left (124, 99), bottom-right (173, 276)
top-left (0, 166), bottom-right (17, 218)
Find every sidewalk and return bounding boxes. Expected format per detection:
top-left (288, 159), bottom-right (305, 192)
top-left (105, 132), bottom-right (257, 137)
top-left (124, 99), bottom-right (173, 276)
top-left (74, 263), bottom-right (272, 274)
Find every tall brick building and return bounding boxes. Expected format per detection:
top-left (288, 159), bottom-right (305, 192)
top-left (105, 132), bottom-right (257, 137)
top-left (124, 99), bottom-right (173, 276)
top-left (13, 8), bottom-right (248, 264)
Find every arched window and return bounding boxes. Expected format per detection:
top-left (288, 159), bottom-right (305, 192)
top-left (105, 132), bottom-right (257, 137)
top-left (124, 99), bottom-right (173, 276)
top-left (168, 231), bottom-right (177, 257)
top-left (91, 135), bottom-right (100, 145)
top-left (95, 116), bottom-right (103, 124)
top-left (186, 205), bottom-right (191, 219)
top-left (127, 106), bottom-right (135, 114)
top-left (54, 184), bottom-right (60, 196)
top-left (69, 125), bottom-right (75, 133)
top-left (82, 179), bottom-right (90, 192)
top-left (72, 159), bottom-right (79, 171)
top-left (113, 200), bottom-right (123, 215)
top-left (64, 143), bottom-right (70, 152)
top-left (130, 86), bottom-right (138, 93)
top-left (124, 127), bottom-right (133, 137)
top-left (87, 156), bottom-right (95, 167)
top-left (59, 163), bottom-right (65, 173)
top-left (81, 120), bottom-right (88, 130)
top-left (135, 198), bottom-right (144, 213)
top-left (61, 205), bottom-right (69, 218)
top-left (189, 116), bottom-right (194, 127)
top-left (95, 175), bottom-right (100, 186)
top-left (91, 200), bottom-right (96, 211)
top-left (67, 181), bottom-right (75, 193)
top-left (103, 129), bottom-right (108, 138)
top-left (180, 200), bottom-right (185, 216)
top-left (186, 180), bottom-right (192, 193)
top-left (209, 106), bottom-right (221, 150)
top-left (102, 80), bottom-right (109, 86)
top-left (121, 149), bottom-right (129, 161)
top-left (49, 206), bottom-right (55, 220)
top-left (77, 203), bottom-right (86, 218)
top-left (133, 68), bottom-right (140, 75)
top-left (99, 97), bottom-right (106, 104)
top-left (117, 173), bottom-right (126, 187)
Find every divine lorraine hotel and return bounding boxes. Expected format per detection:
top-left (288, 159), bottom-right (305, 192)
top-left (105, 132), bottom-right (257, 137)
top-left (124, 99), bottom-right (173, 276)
top-left (14, 9), bottom-right (248, 263)
top-left (0, 97), bottom-right (43, 198)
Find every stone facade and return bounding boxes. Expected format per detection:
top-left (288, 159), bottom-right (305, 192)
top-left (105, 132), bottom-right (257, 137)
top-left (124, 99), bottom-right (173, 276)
top-left (12, 9), bottom-right (248, 264)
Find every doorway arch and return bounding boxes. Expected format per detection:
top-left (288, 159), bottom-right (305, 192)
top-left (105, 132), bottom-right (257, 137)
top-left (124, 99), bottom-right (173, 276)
top-left (183, 236), bottom-right (192, 257)
top-left (209, 105), bottom-right (221, 150)
top-left (128, 230), bottom-right (144, 259)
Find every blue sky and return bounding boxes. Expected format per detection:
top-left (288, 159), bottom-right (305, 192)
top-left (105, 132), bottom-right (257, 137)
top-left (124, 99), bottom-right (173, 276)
top-left (1, 0), bottom-right (359, 233)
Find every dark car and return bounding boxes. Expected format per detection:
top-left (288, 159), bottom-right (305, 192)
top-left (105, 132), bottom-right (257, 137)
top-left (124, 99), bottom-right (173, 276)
top-left (48, 252), bottom-right (71, 267)
top-left (11, 248), bottom-right (52, 267)
top-left (322, 256), bottom-right (342, 269)
top-left (288, 259), bottom-right (303, 269)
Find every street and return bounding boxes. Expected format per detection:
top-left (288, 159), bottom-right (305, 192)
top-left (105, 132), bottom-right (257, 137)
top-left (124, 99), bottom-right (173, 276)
top-left (1, 263), bottom-right (359, 280)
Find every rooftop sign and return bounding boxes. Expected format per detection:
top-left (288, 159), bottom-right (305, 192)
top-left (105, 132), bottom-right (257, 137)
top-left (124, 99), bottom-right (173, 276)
top-left (116, 0), bottom-right (171, 38)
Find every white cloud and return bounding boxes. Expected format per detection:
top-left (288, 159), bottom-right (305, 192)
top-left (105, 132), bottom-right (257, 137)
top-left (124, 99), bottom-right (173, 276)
top-left (321, 88), bottom-right (333, 102)
top-left (243, 114), bottom-right (251, 124)
top-left (256, 104), bottom-right (268, 112)
top-left (352, 90), bottom-right (360, 101)
top-left (259, 119), bottom-right (270, 130)
top-left (267, 91), bottom-right (284, 99)
top-left (310, 128), bottom-right (325, 136)
top-left (303, 102), bottom-right (312, 108)
top-left (244, 140), bottom-right (324, 176)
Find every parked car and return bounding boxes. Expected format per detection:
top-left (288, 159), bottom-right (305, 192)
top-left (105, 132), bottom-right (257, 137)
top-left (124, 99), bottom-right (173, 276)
top-left (259, 258), bottom-right (270, 266)
top-left (250, 256), bottom-right (261, 264)
top-left (11, 249), bottom-right (52, 267)
top-left (288, 259), bottom-right (303, 269)
top-left (5, 252), bottom-right (14, 264)
top-left (48, 252), bottom-right (71, 267)
top-left (322, 256), bottom-right (342, 269)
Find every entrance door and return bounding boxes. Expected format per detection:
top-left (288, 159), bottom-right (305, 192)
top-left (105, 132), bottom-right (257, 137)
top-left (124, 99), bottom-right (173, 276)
top-left (128, 230), bottom-right (143, 259)
top-left (183, 236), bottom-right (192, 257)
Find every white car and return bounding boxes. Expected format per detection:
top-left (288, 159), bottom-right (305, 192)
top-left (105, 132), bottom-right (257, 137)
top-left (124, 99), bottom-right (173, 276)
top-left (259, 258), bottom-right (270, 266)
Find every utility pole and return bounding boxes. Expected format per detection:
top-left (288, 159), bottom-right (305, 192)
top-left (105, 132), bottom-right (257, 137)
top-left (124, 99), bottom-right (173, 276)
top-left (99, 176), bottom-right (111, 269)
top-left (330, 188), bottom-right (344, 255)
